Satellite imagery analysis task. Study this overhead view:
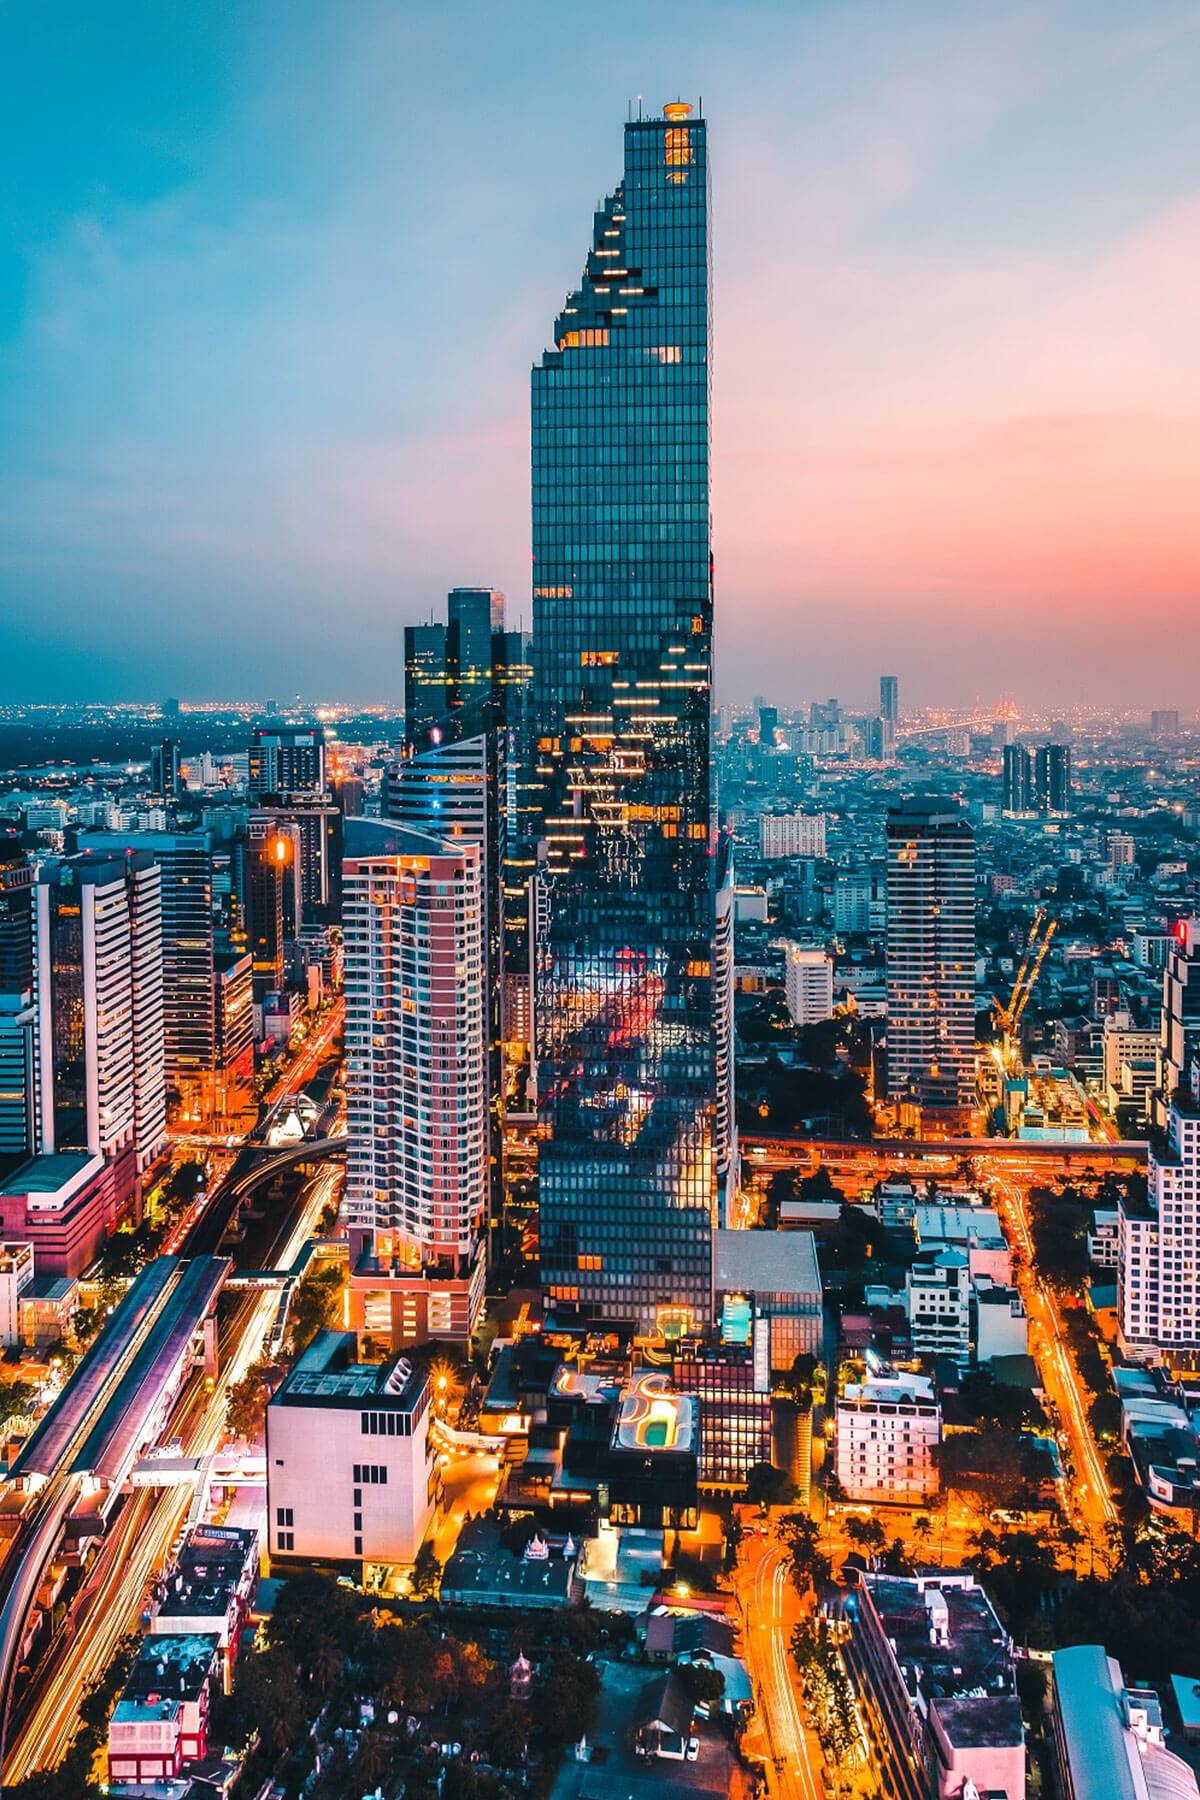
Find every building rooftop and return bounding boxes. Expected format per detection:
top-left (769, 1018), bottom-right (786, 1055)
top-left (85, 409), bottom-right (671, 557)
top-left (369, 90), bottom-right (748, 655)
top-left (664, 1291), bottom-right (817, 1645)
top-left (861, 1574), bottom-right (1014, 1700)
top-left (154, 1525), bottom-right (257, 1623)
top-left (120, 1632), bottom-right (221, 1709)
top-left (713, 1227), bottom-right (820, 1299)
top-left (274, 1328), bottom-right (428, 1411)
top-left (0, 1151), bottom-right (99, 1196)
top-left (933, 1693), bottom-right (1024, 1750)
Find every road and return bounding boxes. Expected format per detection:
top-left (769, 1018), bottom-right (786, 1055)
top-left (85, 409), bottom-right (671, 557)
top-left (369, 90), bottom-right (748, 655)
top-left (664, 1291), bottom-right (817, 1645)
top-left (734, 1535), bottom-right (824, 1800)
top-left (991, 1170), bottom-right (1116, 1535)
top-left (3, 1158), bottom-right (342, 1785)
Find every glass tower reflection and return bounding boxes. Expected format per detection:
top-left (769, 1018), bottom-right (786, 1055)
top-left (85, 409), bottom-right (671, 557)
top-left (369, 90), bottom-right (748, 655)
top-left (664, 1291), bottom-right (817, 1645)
top-left (533, 103), bottom-right (715, 1335)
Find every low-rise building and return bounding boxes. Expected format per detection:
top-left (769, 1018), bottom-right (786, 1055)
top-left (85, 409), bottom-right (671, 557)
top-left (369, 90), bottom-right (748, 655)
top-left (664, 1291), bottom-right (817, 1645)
top-left (0, 1242), bottom-right (33, 1345)
top-left (835, 1371), bottom-right (940, 1504)
top-left (150, 1524), bottom-right (258, 1689)
top-left (906, 1248), bottom-right (971, 1364)
top-left (975, 1284), bottom-right (1029, 1364)
top-left (847, 1571), bottom-right (1024, 1800)
top-left (265, 1329), bottom-right (436, 1571)
top-left (713, 1228), bottom-right (821, 1370)
top-left (1051, 1643), bottom-right (1200, 1800)
top-left (106, 1632), bottom-right (222, 1787)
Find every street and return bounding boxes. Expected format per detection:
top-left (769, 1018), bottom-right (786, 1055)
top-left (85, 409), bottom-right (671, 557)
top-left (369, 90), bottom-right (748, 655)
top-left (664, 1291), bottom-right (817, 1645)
top-left (734, 1534), bottom-right (825, 1800)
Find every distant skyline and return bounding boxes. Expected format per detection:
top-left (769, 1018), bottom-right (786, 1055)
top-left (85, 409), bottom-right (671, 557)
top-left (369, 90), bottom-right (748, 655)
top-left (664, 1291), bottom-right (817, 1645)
top-left (2, 1), bottom-right (1199, 708)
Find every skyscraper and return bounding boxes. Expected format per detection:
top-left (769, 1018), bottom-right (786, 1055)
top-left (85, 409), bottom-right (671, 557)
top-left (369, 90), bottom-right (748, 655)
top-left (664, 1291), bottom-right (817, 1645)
top-left (1034, 743), bottom-right (1071, 815)
top-left (1002, 745), bottom-right (1033, 814)
top-left (533, 102), bottom-right (716, 1335)
top-left (403, 624), bottom-right (449, 745)
top-left (82, 832), bottom-right (215, 1091)
top-left (447, 587), bottom-right (505, 711)
top-left (1159, 919), bottom-right (1200, 1112)
top-left (150, 739), bottom-right (184, 801)
top-left (33, 852), bottom-right (166, 1182)
top-left (248, 728), bottom-right (327, 800)
top-left (342, 818), bottom-right (487, 1347)
top-left (886, 796), bottom-right (976, 1120)
top-left (880, 675), bottom-right (899, 729)
top-left (0, 838), bottom-right (35, 1164)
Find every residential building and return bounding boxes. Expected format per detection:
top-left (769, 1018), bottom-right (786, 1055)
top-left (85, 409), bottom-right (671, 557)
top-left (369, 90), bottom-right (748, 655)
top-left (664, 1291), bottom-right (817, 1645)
top-left (672, 1335), bottom-right (772, 1487)
top-left (906, 1248), bottom-right (971, 1362)
top-left (975, 1285), bottom-right (1029, 1363)
top-left (265, 1330), bottom-right (436, 1568)
top-left (534, 103), bottom-right (716, 1335)
top-left (81, 830), bottom-right (216, 1090)
top-left (247, 727), bottom-right (327, 799)
top-left (342, 818), bottom-right (487, 1348)
top-left (886, 796), bottom-right (976, 1119)
top-left (784, 944), bottom-right (834, 1025)
top-left (106, 1633), bottom-right (222, 1787)
top-left (150, 738), bottom-right (183, 800)
top-left (1151, 711), bottom-right (1181, 740)
top-left (1160, 919), bottom-right (1200, 1113)
top-left (713, 835), bottom-right (737, 1218)
top-left (759, 811), bottom-right (827, 860)
top-left (213, 948), bottom-right (253, 1104)
top-left (1051, 1644), bottom-right (1199, 1800)
top-left (880, 675), bottom-right (899, 733)
top-left (1002, 745), bottom-right (1033, 815)
top-left (242, 813), bottom-right (291, 1003)
top-left (33, 852), bottom-right (166, 1195)
top-left (848, 1572), bottom-right (1024, 1800)
top-left (1035, 743), bottom-right (1071, 814)
top-left (1118, 1083), bottom-right (1200, 1360)
top-left (835, 1371), bottom-right (940, 1504)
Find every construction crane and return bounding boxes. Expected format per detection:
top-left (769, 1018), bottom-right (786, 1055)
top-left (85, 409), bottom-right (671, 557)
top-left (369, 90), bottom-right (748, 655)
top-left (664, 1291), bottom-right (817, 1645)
top-left (992, 908), bottom-right (1058, 1070)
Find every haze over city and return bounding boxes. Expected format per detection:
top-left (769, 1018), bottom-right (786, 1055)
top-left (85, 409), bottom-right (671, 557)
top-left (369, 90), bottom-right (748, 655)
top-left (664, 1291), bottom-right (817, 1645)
top-left (3, 0), bottom-right (1199, 707)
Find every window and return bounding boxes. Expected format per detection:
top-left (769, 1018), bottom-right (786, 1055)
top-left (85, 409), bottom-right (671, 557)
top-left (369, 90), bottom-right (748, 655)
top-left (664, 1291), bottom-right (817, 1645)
top-left (354, 1535), bottom-right (363, 1556)
top-left (275, 1507), bottom-right (293, 1528)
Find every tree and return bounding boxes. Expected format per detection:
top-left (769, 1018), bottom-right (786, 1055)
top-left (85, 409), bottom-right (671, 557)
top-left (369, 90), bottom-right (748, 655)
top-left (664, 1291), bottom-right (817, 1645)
top-left (490, 1702), bottom-right (531, 1766)
top-left (212, 1643), bottom-right (304, 1759)
top-left (267, 1569), bottom-right (360, 1687)
top-left (844, 1516), bottom-right (886, 1554)
top-left (677, 1662), bottom-right (725, 1707)
top-left (777, 1510), bottom-right (831, 1593)
top-left (411, 1540), bottom-right (442, 1599)
top-left (225, 1360), bottom-right (274, 1443)
top-left (744, 1461), bottom-right (796, 1508)
top-left (286, 1263), bottom-right (346, 1357)
top-left (537, 1651), bottom-right (600, 1742)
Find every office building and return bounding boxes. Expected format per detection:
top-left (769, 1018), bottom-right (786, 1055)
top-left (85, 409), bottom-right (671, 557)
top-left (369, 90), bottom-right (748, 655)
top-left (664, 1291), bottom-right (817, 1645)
top-left (1160, 919), bottom-right (1200, 1109)
top-left (1035, 743), bottom-right (1071, 814)
top-left (533, 102), bottom-right (716, 1335)
top-left (848, 1572), bottom-right (1025, 1800)
top-left (880, 675), bottom-right (899, 730)
top-left (403, 622), bottom-right (449, 744)
top-left (671, 1336), bottom-right (772, 1488)
top-left (447, 586), bottom-right (506, 711)
top-left (713, 835), bottom-right (737, 1217)
top-left (265, 1330), bottom-right (435, 1569)
top-left (213, 948), bottom-right (254, 1105)
top-left (342, 818), bottom-right (487, 1347)
top-left (82, 831), bottom-right (215, 1089)
top-left (758, 704), bottom-right (779, 747)
top-left (0, 838), bottom-right (34, 995)
top-left (1002, 745), bottom-right (1033, 815)
top-left (241, 815), bottom-right (291, 1003)
top-left (713, 1228), bottom-right (822, 1369)
top-left (150, 738), bottom-right (184, 800)
top-left (34, 852), bottom-right (166, 1187)
top-left (835, 1371), bottom-right (940, 1504)
top-left (255, 802), bottom-right (342, 925)
top-left (759, 810), bottom-right (827, 860)
top-left (784, 944), bottom-right (834, 1026)
top-left (886, 796), bottom-right (976, 1120)
top-left (247, 727), bottom-right (327, 800)
top-left (1118, 1080), bottom-right (1200, 1360)
top-left (1051, 1645), bottom-right (1199, 1800)
top-left (0, 840), bottom-right (36, 1164)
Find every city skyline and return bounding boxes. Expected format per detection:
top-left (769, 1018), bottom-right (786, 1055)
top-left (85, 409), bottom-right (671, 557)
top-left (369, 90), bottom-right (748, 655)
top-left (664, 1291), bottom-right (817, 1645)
top-left (3, 2), bottom-right (1200, 707)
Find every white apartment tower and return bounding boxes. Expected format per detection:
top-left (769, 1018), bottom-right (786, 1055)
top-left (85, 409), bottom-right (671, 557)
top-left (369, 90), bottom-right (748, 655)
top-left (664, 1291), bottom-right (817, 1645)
top-left (784, 944), bottom-right (834, 1026)
top-left (33, 851), bottom-right (166, 1180)
top-left (836, 1371), bottom-right (940, 1504)
top-left (1118, 1075), bottom-right (1200, 1360)
top-left (759, 811), bottom-right (827, 860)
top-left (342, 819), bottom-right (487, 1346)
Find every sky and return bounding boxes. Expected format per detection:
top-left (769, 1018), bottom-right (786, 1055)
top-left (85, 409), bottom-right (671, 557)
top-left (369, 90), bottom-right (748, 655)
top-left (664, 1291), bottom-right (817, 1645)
top-left (2, 0), bottom-right (1199, 713)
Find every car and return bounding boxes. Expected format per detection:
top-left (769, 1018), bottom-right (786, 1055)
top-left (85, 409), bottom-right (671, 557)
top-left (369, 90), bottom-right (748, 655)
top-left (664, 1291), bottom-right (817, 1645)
top-left (685, 1738), bottom-right (700, 1761)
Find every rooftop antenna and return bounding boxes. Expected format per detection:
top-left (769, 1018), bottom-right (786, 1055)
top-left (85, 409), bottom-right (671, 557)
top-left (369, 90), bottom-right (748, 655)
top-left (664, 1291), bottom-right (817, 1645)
top-left (637, 94), bottom-right (643, 121)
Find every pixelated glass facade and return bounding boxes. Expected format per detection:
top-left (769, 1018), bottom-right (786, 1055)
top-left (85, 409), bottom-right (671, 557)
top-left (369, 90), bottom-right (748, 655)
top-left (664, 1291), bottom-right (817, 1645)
top-left (533, 106), bottom-right (715, 1333)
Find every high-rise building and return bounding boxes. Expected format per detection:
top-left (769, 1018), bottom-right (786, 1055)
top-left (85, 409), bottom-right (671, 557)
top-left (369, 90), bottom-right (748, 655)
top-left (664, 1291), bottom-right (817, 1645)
top-left (150, 739), bottom-right (184, 801)
top-left (241, 816), bottom-right (292, 1003)
top-left (342, 818), bottom-right (487, 1348)
top-left (758, 705), bottom-right (779, 747)
top-left (1159, 919), bottom-right (1200, 1114)
top-left (247, 728), bottom-right (327, 800)
top-left (1002, 745), bottom-right (1033, 815)
top-left (213, 947), bottom-right (254, 1106)
top-left (880, 675), bottom-right (899, 729)
top-left (886, 796), bottom-right (976, 1119)
top-left (33, 852), bottom-right (166, 1182)
top-left (1034, 743), bottom-right (1071, 815)
top-left (0, 840), bottom-right (36, 1164)
top-left (1118, 1078), bottom-right (1200, 1359)
top-left (759, 811), bottom-right (826, 860)
top-left (532, 102), bottom-right (716, 1335)
top-left (447, 587), bottom-right (505, 710)
top-left (784, 944), bottom-right (834, 1025)
top-left (254, 804), bottom-right (342, 926)
top-left (403, 623), bottom-right (449, 745)
top-left (81, 832), bottom-right (215, 1088)
top-left (713, 835), bottom-right (737, 1221)
top-left (1151, 710), bottom-right (1181, 740)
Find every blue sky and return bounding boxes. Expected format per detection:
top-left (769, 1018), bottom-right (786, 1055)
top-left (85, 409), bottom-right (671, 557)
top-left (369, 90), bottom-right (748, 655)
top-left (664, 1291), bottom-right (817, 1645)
top-left (2, 0), bottom-right (1199, 709)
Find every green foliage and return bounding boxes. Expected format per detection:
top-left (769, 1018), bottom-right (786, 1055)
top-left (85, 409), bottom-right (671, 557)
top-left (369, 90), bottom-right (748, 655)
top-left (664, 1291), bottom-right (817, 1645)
top-left (744, 1460), bottom-right (797, 1507)
top-left (844, 1515), bottom-right (886, 1553)
top-left (960, 1368), bottom-right (1047, 1431)
top-left (537, 1649), bottom-right (601, 1743)
top-left (411, 1539), bottom-right (442, 1598)
top-left (776, 1510), bottom-right (831, 1593)
top-left (676, 1661), bottom-right (725, 1706)
top-left (1026, 1184), bottom-right (1089, 1288)
top-left (225, 1359), bottom-right (274, 1442)
top-left (286, 1262), bottom-right (346, 1357)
